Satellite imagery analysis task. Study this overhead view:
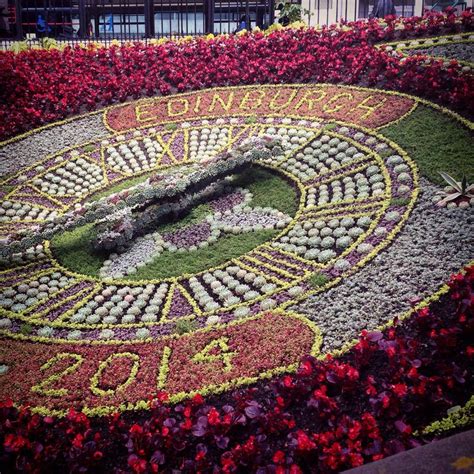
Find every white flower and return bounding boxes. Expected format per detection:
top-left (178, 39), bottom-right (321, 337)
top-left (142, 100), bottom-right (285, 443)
top-left (136, 327), bottom-right (151, 339)
top-left (260, 299), bottom-right (276, 310)
top-left (206, 315), bottom-right (221, 325)
top-left (318, 249), bottom-right (336, 263)
top-left (386, 211), bottom-right (401, 222)
top-left (37, 326), bottom-right (55, 337)
top-left (357, 243), bottom-right (374, 254)
top-left (334, 259), bottom-right (351, 270)
top-left (398, 172), bottom-right (412, 183)
top-left (99, 329), bottom-right (115, 340)
top-left (234, 306), bottom-right (251, 318)
top-left (0, 318), bottom-right (12, 329)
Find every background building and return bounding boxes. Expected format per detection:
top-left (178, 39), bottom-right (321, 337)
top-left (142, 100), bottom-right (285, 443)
top-left (300, 0), bottom-right (472, 27)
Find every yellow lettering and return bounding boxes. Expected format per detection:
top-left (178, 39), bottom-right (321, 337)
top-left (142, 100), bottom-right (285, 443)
top-left (209, 92), bottom-right (235, 113)
top-left (352, 95), bottom-right (388, 120)
top-left (269, 89), bottom-right (298, 111)
top-left (31, 353), bottom-right (84, 397)
top-left (90, 352), bottom-right (140, 397)
top-left (136, 102), bottom-right (157, 123)
top-left (193, 95), bottom-right (202, 113)
top-left (294, 89), bottom-right (327, 111)
top-left (239, 90), bottom-right (266, 110)
top-left (323, 93), bottom-right (354, 114)
top-left (192, 337), bottom-right (236, 373)
top-left (157, 346), bottom-right (172, 390)
top-left (167, 98), bottom-right (189, 117)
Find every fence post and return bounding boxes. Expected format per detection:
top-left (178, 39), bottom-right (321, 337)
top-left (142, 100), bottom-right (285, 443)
top-left (14, 0), bottom-right (23, 39)
top-left (92, 2), bottom-right (100, 39)
top-left (269, 0), bottom-right (275, 25)
top-left (415, 0), bottom-right (425, 16)
top-left (205, 0), bottom-right (215, 34)
top-left (145, 0), bottom-right (155, 37)
top-left (78, 0), bottom-right (87, 38)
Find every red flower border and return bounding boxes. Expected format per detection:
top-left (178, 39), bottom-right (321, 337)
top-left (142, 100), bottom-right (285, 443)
top-left (0, 11), bottom-right (473, 141)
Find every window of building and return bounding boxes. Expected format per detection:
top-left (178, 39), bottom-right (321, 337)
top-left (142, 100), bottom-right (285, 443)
top-left (154, 12), bottom-right (204, 35)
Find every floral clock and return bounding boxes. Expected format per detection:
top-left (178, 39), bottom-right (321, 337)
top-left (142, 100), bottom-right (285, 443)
top-left (0, 84), bottom-right (426, 415)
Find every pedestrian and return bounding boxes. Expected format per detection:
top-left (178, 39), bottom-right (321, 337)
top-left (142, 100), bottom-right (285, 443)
top-left (370, 0), bottom-right (396, 18)
top-left (235, 15), bottom-right (250, 33)
top-left (0, 7), bottom-right (8, 38)
top-left (36, 14), bottom-right (51, 38)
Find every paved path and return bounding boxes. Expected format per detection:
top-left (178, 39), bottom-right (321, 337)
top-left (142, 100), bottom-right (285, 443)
top-left (344, 429), bottom-right (474, 474)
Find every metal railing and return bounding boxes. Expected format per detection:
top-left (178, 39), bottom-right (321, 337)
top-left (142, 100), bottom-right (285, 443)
top-left (431, 0), bottom-right (467, 11)
top-left (0, 0), bottom-right (469, 50)
top-left (1, 0), bottom-right (274, 44)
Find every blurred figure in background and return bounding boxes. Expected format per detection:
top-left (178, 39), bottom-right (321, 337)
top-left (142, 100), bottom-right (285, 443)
top-left (235, 15), bottom-right (251, 33)
top-left (0, 7), bottom-right (8, 38)
top-left (36, 14), bottom-right (52, 38)
top-left (370, 0), bottom-right (396, 18)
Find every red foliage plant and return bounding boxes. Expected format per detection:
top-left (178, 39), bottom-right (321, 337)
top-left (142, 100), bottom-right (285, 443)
top-left (0, 11), bottom-right (473, 141)
top-left (0, 265), bottom-right (472, 472)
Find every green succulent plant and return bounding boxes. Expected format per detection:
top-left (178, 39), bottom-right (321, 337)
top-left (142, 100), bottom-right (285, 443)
top-left (175, 319), bottom-right (198, 335)
top-left (437, 172), bottom-right (473, 206)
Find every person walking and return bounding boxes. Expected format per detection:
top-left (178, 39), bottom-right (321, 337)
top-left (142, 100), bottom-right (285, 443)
top-left (235, 15), bottom-right (250, 33)
top-left (36, 14), bottom-right (52, 38)
top-left (0, 7), bottom-right (9, 38)
top-left (370, 0), bottom-right (396, 18)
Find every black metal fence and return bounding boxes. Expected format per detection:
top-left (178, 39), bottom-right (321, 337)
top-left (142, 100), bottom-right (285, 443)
top-left (0, 0), bottom-right (274, 42)
top-left (0, 0), bottom-right (275, 43)
top-left (0, 0), bottom-right (467, 46)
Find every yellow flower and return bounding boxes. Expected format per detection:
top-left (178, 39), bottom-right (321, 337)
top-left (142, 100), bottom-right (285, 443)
top-left (265, 23), bottom-right (283, 35)
top-left (287, 21), bottom-right (306, 29)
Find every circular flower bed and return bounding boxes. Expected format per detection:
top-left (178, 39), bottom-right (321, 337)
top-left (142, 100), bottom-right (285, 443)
top-left (0, 83), bottom-right (472, 419)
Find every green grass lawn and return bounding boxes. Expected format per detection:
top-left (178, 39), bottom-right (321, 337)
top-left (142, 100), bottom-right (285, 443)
top-left (381, 105), bottom-right (474, 185)
top-left (126, 230), bottom-right (278, 280)
top-left (51, 223), bottom-right (103, 276)
top-left (233, 167), bottom-right (299, 215)
top-left (51, 166), bottom-right (298, 280)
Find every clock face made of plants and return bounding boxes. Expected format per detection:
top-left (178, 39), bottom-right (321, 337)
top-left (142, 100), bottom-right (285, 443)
top-left (0, 84), bottom-right (420, 415)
